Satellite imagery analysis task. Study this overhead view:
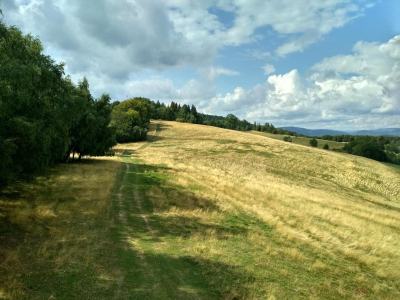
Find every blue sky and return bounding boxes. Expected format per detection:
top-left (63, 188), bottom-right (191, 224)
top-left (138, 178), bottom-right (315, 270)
top-left (3, 0), bottom-right (400, 130)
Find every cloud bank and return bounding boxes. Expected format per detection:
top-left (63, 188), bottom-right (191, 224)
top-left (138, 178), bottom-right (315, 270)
top-left (3, 0), bottom-right (397, 130)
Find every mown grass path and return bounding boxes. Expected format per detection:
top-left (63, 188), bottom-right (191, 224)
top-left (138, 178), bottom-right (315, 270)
top-left (109, 151), bottom-right (218, 299)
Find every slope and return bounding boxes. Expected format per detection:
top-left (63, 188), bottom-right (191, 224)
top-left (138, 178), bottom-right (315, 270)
top-left (1, 120), bottom-right (400, 299)
top-left (112, 121), bottom-right (400, 299)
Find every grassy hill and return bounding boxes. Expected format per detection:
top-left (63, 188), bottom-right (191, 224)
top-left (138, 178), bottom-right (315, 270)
top-left (1, 121), bottom-right (400, 299)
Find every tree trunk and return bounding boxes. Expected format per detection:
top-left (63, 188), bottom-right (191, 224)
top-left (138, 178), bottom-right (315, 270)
top-left (65, 150), bottom-right (71, 163)
top-left (78, 153), bottom-right (82, 161)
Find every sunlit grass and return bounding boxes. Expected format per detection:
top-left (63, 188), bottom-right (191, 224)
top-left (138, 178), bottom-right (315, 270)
top-left (250, 130), bottom-right (346, 150)
top-left (1, 121), bottom-right (399, 299)
top-left (129, 120), bottom-right (400, 299)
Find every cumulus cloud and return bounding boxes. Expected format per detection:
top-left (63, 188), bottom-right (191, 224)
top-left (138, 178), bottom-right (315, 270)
top-left (3, 0), bottom-right (372, 82)
top-left (3, 0), bottom-right (394, 129)
top-left (206, 36), bottom-right (400, 129)
top-left (63, 35), bottom-right (400, 130)
top-left (3, 0), bottom-right (217, 79)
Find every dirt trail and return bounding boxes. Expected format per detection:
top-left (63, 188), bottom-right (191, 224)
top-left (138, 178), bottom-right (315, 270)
top-left (110, 149), bottom-right (213, 299)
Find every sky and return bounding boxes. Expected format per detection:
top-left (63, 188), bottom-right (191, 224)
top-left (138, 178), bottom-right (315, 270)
top-left (2, 0), bottom-right (400, 130)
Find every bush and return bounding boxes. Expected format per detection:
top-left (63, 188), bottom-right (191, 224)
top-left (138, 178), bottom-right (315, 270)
top-left (309, 138), bottom-right (318, 147)
top-left (323, 144), bottom-right (329, 150)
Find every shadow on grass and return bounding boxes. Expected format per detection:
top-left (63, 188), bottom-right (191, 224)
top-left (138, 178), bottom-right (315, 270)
top-left (111, 249), bottom-right (255, 300)
top-left (0, 157), bottom-right (256, 299)
top-left (107, 160), bottom-right (259, 298)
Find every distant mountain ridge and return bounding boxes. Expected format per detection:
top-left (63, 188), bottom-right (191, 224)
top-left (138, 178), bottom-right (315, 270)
top-left (348, 128), bottom-right (400, 136)
top-left (279, 127), bottom-right (400, 137)
top-left (279, 127), bottom-right (347, 137)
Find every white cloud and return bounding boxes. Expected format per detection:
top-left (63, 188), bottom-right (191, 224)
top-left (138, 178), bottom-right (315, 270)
top-left (198, 67), bottom-right (240, 82)
top-left (262, 64), bottom-right (276, 75)
top-left (2, 0), bottom-right (373, 83)
top-left (205, 36), bottom-right (400, 129)
top-left (245, 50), bottom-right (272, 60)
top-left (75, 36), bottom-right (399, 130)
top-left (3, 0), bottom-right (395, 130)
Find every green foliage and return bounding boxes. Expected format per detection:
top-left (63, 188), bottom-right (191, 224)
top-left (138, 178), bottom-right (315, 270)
top-left (0, 21), bottom-right (116, 187)
top-left (385, 139), bottom-right (400, 154)
top-left (323, 144), bottom-right (329, 150)
top-left (150, 101), bottom-right (203, 124)
top-left (320, 135), bottom-right (399, 165)
top-left (65, 79), bottom-right (116, 160)
top-left (283, 136), bottom-right (291, 142)
top-left (343, 137), bottom-right (388, 162)
top-left (111, 98), bottom-right (150, 143)
top-left (0, 22), bottom-right (72, 185)
top-left (309, 138), bottom-right (318, 147)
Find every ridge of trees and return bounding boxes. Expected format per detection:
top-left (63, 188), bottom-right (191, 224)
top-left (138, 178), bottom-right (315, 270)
top-left (146, 100), bottom-right (301, 135)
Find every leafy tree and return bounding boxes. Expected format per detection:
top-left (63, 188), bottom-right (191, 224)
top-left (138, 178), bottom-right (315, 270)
top-left (66, 79), bottom-right (116, 160)
top-left (0, 21), bottom-right (76, 185)
top-left (385, 139), bottom-right (400, 154)
top-left (323, 144), bottom-right (329, 150)
top-left (344, 138), bottom-right (387, 162)
top-left (309, 138), bottom-right (318, 147)
top-left (224, 114), bottom-right (239, 130)
top-left (111, 98), bottom-right (150, 143)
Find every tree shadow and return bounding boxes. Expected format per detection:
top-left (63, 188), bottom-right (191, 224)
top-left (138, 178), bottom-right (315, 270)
top-left (113, 159), bottom-right (251, 242)
top-left (111, 250), bottom-right (256, 299)
top-left (120, 162), bottom-right (221, 214)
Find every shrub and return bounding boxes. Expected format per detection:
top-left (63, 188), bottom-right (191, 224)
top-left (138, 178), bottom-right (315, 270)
top-left (323, 144), bottom-right (329, 150)
top-left (309, 138), bottom-right (318, 147)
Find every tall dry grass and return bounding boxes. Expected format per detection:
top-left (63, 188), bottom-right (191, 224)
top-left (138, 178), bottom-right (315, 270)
top-left (128, 120), bottom-right (400, 299)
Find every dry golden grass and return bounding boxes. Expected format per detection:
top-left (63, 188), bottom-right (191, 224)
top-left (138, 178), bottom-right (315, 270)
top-left (1, 120), bottom-right (399, 299)
top-left (0, 160), bottom-right (120, 299)
top-left (121, 120), bottom-right (400, 299)
top-left (250, 130), bottom-right (347, 150)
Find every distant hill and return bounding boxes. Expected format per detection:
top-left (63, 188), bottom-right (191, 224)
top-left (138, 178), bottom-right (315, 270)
top-left (279, 127), bottom-right (347, 137)
top-left (280, 127), bottom-right (400, 137)
top-left (349, 128), bottom-right (400, 136)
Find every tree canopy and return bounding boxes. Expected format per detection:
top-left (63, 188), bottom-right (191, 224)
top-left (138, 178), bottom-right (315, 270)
top-left (111, 97), bottom-right (151, 143)
top-left (0, 21), bottom-right (116, 187)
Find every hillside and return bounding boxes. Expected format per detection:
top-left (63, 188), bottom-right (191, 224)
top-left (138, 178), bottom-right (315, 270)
top-left (1, 121), bottom-right (400, 299)
top-left (250, 131), bottom-right (346, 150)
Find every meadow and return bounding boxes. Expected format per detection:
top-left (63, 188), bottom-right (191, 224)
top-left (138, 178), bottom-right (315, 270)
top-left (1, 121), bottom-right (400, 299)
top-left (250, 131), bottom-right (346, 150)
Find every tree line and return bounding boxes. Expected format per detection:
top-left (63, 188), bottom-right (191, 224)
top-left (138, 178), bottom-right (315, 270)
top-left (0, 21), bottom-right (116, 187)
top-left (144, 100), bottom-right (300, 135)
top-left (314, 134), bottom-right (400, 165)
top-left (342, 136), bottom-right (400, 165)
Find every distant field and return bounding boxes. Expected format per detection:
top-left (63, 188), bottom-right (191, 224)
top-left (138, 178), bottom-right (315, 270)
top-left (250, 130), bottom-right (346, 150)
top-left (1, 121), bottom-right (400, 299)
